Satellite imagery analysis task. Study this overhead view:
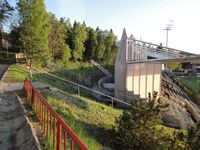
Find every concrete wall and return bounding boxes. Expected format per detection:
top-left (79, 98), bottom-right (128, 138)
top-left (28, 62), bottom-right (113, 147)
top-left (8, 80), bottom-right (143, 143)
top-left (126, 63), bottom-right (162, 98)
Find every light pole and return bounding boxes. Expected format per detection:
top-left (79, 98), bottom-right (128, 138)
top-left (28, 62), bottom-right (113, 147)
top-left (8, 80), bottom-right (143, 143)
top-left (164, 20), bottom-right (173, 47)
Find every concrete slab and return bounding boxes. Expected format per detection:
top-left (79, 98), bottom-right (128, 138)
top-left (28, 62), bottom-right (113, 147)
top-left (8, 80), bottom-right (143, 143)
top-left (0, 92), bottom-right (40, 150)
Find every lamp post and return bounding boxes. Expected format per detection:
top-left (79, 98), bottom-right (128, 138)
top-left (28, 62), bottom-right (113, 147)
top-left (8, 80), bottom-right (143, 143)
top-left (164, 20), bottom-right (173, 47)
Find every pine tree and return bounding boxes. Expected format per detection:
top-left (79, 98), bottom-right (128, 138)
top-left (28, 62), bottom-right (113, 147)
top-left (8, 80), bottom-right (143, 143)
top-left (71, 21), bottom-right (87, 61)
top-left (18, 0), bottom-right (50, 65)
top-left (96, 27), bottom-right (105, 61)
top-left (84, 27), bottom-right (97, 61)
top-left (109, 92), bottom-right (181, 150)
top-left (103, 29), bottom-right (115, 63)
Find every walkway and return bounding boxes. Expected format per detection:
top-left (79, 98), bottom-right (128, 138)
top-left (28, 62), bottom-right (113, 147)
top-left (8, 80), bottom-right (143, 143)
top-left (0, 91), bottom-right (40, 150)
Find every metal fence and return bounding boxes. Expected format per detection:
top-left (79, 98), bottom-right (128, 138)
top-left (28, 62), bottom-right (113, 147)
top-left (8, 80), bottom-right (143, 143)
top-left (0, 51), bottom-right (16, 63)
top-left (24, 79), bottom-right (88, 150)
top-left (33, 71), bottom-right (132, 107)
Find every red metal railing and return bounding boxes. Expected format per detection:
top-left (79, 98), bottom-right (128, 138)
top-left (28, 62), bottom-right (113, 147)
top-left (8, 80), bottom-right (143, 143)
top-left (23, 79), bottom-right (88, 150)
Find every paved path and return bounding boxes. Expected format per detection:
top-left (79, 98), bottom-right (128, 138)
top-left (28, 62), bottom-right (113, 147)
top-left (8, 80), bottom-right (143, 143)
top-left (0, 92), bottom-right (40, 150)
top-left (0, 65), bottom-right (9, 80)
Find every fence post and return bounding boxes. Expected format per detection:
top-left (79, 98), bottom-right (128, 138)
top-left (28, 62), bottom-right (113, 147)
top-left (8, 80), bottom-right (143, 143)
top-left (31, 88), bottom-right (35, 106)
top-left (57, 123), bottom-right (62, 150)
top-left (77, 85), bottom-right (80, 95)
top-left (111, 98), bottom-right (113, 108)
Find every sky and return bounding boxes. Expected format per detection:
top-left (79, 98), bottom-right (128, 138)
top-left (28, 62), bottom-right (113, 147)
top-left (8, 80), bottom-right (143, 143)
top-left (9, 0), bottom-right (200, 54)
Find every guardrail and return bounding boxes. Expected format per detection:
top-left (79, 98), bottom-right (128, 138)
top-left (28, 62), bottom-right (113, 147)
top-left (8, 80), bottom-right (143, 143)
top-left (37, 71), bottom-right (132, 107)
top-left (23, 79), bottom-right (88, 150)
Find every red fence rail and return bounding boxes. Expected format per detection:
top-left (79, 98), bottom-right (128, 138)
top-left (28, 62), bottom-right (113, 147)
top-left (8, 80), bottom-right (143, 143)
top-left (23, 79), bottom-right (88, 150)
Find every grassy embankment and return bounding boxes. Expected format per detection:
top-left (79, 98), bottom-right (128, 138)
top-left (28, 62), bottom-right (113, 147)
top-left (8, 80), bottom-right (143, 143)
top-left (4, 64), bottom-right (188, 149)
top-left (176, 77), bottom-right (200, 100)
top-left (3, 64), bottom-right (122, 149)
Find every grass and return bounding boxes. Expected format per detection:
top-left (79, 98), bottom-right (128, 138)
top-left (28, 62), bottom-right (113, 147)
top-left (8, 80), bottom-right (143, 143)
top-left (2, 64), bottom-right (30, 82)
top-left (176, 77), bottom-right (200, 96)
top-left (41, 89), bottom-right (123, 149)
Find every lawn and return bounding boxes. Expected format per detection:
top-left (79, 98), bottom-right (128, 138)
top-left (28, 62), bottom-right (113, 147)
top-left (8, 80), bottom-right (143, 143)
top-left (176, 77), bottom-right (200, 96)
top-left (2, 64), bottom-right (30, 82)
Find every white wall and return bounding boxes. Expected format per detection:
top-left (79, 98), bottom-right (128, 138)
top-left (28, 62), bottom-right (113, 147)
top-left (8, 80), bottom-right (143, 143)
top-left (126, 63), bottom-right (162, 98)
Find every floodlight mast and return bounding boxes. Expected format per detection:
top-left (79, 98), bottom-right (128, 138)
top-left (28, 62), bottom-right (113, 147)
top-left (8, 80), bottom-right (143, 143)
top-left (164, 20), bottom-right (173, 47)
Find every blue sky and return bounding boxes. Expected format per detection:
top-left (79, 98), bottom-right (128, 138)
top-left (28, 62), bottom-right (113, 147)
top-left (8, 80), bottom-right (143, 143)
top-left (9, 0), bottom-right (200, 54)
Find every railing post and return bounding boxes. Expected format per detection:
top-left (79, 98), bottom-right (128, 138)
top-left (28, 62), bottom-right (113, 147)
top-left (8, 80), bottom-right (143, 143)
top-left (57, 123), bottom-right (62, 150)
top-left (31, 88), bottom-right (35, 107)
top-left (111, 98), bottom-right (113, 108)
top-left (77, 85), bottom-right (80, 95)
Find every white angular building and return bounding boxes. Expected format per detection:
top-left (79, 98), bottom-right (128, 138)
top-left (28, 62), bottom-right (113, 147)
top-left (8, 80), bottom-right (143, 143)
top-left (115, 29), bottom-right (199, 102)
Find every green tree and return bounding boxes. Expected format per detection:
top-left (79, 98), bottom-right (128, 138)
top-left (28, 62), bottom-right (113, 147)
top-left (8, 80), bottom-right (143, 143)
top-left (71, 21), bottom-right (87, 61)
top-left (62, 44), bottom-right (71, 64)
top-left (96, 27), bottom-right (105, 61)
top-left (0, 0), bottom-right (13, 48)
top-left (109, 92), bottom-right (183, 150)
top-left (185, 122), bottom-right (200, 150)
top-left (18, 0), bottom-right (50, 65)
top-left (48, 13), bottom-right (71, 62)
top-left (9, 25), bottom-right (20, 52)
top-left (0, 0), bottom-right (14, 27)
top-left (103, 29), bottom-right (115, 63)
top-left (84, 27), bottom-right (97, 61)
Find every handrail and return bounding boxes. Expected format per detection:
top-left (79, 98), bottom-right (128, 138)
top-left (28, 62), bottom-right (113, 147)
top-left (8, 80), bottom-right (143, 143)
top-left (44, 72), bottom-right (132, 107)
top-left (23, 79), bottom-right (88, 150)
top-left (29, 67), bottom-right (131, 107)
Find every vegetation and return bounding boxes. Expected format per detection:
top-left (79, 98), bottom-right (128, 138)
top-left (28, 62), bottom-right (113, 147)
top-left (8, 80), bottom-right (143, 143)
top-left (2, 0), bottom-right (118, 66)
top-left (0, 0), bottom-right (14, 28)
top-left (176, 77), bottom-right (200, 97)
top-left (0, 0), bottom-right (14, 49)
top-left (41, 88), bottom-right (122, 150)
top-left (4, 64), bottom-right (200, 149)
top-left (176, 77), bottom-right (200, 103)
top-left (2, 64), bottom-right (30, 82)
top-left (109, 92), bottom-right (187, 150)
top-left (18, 0), bottom-right (51, 65)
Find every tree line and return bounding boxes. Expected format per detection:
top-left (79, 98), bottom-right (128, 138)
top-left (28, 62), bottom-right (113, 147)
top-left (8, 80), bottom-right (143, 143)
top-left (1, 0), bottom-right (118, 65)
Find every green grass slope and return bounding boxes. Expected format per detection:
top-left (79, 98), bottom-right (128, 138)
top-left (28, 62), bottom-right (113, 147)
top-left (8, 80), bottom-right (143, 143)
top-left (41, 88), bottom-right (122, 149)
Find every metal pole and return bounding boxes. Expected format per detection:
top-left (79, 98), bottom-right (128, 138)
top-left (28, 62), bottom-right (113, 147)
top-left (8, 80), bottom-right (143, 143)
top-left (166, 29), bottom-right (169, 47)
top-left (78, 85), bottom-right (80, 95)
top-left (111, 98), bottom-right (113, 108)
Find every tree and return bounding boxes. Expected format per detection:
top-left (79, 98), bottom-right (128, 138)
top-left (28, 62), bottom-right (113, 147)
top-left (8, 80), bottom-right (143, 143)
top-left (95, 27), bottom-right (105, 61)
top-left (62, 44), bottom-right (71, 64)
top-left (185, 122), bottom-right (200, 150)
top-left (71, 21), bottom-right (87, 61)
top-left (84, 27), bottom-right (97, 61)
top-left (18, 0), bottom-right (50, 65)
top-left (9, 25), bottom-right (20, 52)
top-left (103, 29), bottom-right (115, 63)
top-left (0, 0), bottom-right (13, 48)
top-left (181, 62), bottom-right (192, 70)
top-left (0, 0), bottom-right (14, 27)
top-left (109, 92), bottom-right (183, 150)
top-left (48, 13), bottom-right (71, 61)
